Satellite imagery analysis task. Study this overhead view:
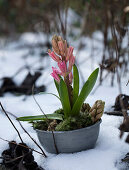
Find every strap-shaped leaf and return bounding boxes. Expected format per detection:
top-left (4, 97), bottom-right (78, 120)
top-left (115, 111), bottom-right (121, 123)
top-left (59, 79), bottom-right (71, 118)
top-left (39, 92), bottom-right (60, 101)
top-left (71, 68), bottom-right (99, 115)
top-left (73, 64), bottom-right (79, 104)
top-left (17, 113), bottom-right (63, 121)
top-left (54, 79), bottom-right (60, 97)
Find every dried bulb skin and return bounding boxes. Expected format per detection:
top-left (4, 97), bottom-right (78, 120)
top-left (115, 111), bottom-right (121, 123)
top-left (47, 120), bottom-right (57, 131)
top-left (89, 100), bottom-right (105, 123)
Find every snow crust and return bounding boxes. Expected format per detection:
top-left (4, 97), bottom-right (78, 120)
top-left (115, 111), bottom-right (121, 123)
top-left (0, 32), bottom-right (129, 170)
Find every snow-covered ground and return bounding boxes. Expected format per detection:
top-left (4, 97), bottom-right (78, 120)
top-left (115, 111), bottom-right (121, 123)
top-left (0, 33), bottom-right (129, 170)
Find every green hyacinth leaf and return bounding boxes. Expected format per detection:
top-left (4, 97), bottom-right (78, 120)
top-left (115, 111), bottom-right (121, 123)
top-left (59, 79), bottom-right (71, 118)
top-left (73, 64), bottom-right (79, 104)
top-left (17, 113), bottom-right (63, 121)
top-left (71, 68), bottom-right (99, 115)
top-left (54, 79), bottom-right (60, 97)
top-left (39, 92), bottom-right (60, 101)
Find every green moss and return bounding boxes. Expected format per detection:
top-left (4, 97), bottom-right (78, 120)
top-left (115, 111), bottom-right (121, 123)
top-left (33, 107), bottom-right (93, 131)
top-left (33, 121), bottom-right (48, 131)
top-left (54, 108), bottom-right (64, 115)
top-left (55, 113), bottom-right (93, 131)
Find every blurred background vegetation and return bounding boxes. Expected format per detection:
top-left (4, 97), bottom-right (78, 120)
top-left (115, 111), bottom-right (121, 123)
top-left (0, 0), bottom-right (128, 85)
top-left (0, 0), bottom-right (128, 35)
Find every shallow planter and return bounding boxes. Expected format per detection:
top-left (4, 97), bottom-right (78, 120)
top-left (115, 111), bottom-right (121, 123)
top-left (36, 119), bottom-right (102, 154)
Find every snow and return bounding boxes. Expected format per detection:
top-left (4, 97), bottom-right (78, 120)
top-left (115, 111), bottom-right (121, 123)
top-left (0, 32), bottom-right (129, 170)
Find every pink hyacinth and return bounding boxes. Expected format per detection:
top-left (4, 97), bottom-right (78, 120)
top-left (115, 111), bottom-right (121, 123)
top-left (52, 67), bottom-right (62, 75)
top-left (58, 41), bottom-right (64, 52)
top-left (58, 61), bottom-right (67, 76)
top-left (68, 55), bottom-right (75, 72)
top-left (66, 46), bottom-right (74, 61)
top-left (51, 67), bottom-right (61, 82)
top-left (51, 73), bottom-right (60, 82)
top-left (48, 51), bottom-right (60, 62)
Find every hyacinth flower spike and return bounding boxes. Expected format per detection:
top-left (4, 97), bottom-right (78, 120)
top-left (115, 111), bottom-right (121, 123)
top-left (58, 41), bottom-right (65, 56)
top-left (48, 50), bottom-right (60, 62)
top-left (66, 46), bottom-right (74, 61)
top-left (50, 67), bottom-right (62, 83)
top-left (68, 55), bottom-right (75, 72)
top-left (58, 61), bottom-right (67, 77)
top-left (18, 35), bottom-right (100, 125)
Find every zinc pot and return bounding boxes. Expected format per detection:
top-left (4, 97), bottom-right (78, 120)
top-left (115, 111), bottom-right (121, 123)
top-left (36, 119), bottom-right (102, 154)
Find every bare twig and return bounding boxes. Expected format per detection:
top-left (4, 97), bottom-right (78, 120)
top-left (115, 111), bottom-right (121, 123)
top-left (126, 80), bottom-right (129, 86)
top-left (0, 102), bottom-right (23, 143)
top-left (32, 85), bottom-right (59, 154)
top-left (4, 155), bottom-right (24, 164)
top-left (0, 137), bottom-right (44, 156)
top-left (104, 111), bottom-right (123, 116)
top-left (57, 6), bottom-right (66, 39)
top-left (32, 85), bottom-right (48, 120)
top-left (111, 24), bottom-right (128, 120)
top-left (110, 21), bottom-right (129, 143)
top-left (0, 108), bottom-right (47, 157)
top-left (17, 120), bottom-right (47, 157)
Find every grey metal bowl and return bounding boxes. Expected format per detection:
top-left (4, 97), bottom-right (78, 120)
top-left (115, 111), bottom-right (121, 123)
top-left (36, 119), bottom-right (102, 154)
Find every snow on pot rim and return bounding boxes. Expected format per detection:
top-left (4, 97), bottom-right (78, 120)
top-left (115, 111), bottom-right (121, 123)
top-left (35, 119), bottom-right (102, 154)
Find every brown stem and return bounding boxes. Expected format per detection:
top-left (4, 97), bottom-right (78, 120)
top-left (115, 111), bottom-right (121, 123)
top-left (0, 137), bottom-right (44, 156)
top-left (18, 121), bottom-right (47, 157)
top-left (126, 80), bottom-right (129, 86)
top-left (64, 75), bottom-right (72, 108)
top-left (57, 5), bottom-right (66, 39)
top-left (111, 23), bottom-right (128, 120)
top-left (52, 131), bottom-right (58, 154)
top-left (32, 85), bottom-right (59, 154)
top-left (99, 2), bottom-right (108, 85)
top-left (0, 102), bottom-right (24, 143)
top-left (0, 105), bottom-right (47, 157)
top-left (4, 155), bottom-right (24, 164)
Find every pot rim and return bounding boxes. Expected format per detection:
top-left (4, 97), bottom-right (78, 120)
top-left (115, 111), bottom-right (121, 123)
top-left (35, 119), bottom-right (102, 134)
